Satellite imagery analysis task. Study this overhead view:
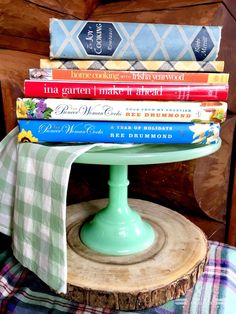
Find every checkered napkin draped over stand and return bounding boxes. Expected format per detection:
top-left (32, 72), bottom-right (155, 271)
top-left (0, 127), bottom-right (111, 293)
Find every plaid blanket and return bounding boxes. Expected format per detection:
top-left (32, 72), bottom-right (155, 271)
top-left (0, 241), bottom-right (235, 313)
top-left (0, 128), bottom-right (137, 294)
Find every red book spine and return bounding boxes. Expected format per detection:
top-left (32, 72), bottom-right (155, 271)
top-left (24, 80), bottom-right (229, 101)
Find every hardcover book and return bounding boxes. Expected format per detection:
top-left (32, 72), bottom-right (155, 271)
top-left (17, 120), bottom-right (220, 145)
top-left (40, 59), bottom-right (225, 73)
top-left (24, 80), bottom-right (229, 101)
top-left (16, 98), bottom-right (227, 124)
top-left (29, 68), bottom-right (229, 84)
top-left (49, 19), bottom-right (222, 61)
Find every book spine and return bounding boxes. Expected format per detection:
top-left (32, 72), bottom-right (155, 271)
top-left (49, 19), bottom-right (222, 61)
top-left (17, 120), bottom-right (220, 145)
top-left (24, 81), bottom-right (229, 101)
top-left (16, 98), bottom-right (228, 124)
top-left (29, 68), bottom-right (229, 84)
top-left (40, 59), bottom-right (225, 72)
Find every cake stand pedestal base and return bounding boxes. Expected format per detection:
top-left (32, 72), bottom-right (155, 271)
top-left (64, 198), bottom-right (208, 310)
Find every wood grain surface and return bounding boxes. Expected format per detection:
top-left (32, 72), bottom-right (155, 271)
top-left (64, 199), bottom-right (209, 310)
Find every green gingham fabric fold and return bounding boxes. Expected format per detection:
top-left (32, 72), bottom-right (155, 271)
top-left (0, 127), bottom-right (126, 293)
top-left (0, 128), bottom-right (18, 235)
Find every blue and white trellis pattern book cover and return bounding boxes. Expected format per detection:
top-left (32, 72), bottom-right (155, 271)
top-left (49, 19), bottom-right (222, 61)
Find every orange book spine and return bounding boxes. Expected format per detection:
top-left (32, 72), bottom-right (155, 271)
top-left (29, 68), bottom-right (229, 84)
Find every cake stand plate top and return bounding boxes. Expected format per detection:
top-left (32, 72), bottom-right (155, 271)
top-left (75, 141), bottom-right (221, 165)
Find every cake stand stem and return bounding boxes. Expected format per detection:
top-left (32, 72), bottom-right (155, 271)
top-left (80, 164), bottom-right (155, 255)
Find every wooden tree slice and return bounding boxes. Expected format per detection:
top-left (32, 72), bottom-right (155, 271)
top-left (64, 199), bottom-right (209, 310)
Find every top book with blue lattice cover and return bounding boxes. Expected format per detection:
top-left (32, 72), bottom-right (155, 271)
top-left (49, 19), bottom-right (222, 61)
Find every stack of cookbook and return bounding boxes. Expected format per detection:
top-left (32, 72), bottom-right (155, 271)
top-left (16, 19), bottom-right (228, 145)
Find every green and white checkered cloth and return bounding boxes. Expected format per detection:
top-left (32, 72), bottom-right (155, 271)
top-left (0, 127), bottom-right (126, 293)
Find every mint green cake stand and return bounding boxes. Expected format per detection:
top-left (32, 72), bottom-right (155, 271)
top-left (74, 141), bottom-right (221, 256)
